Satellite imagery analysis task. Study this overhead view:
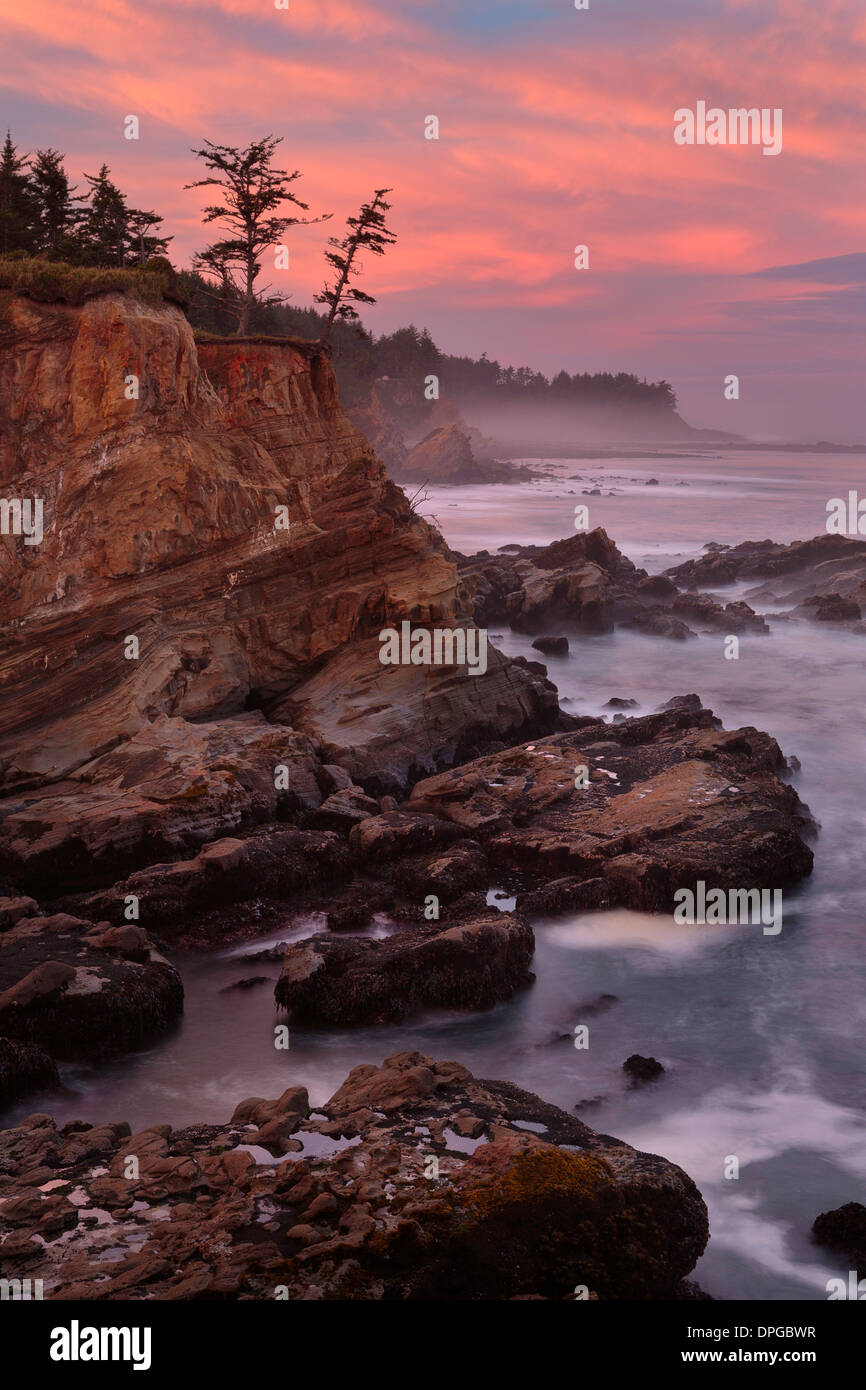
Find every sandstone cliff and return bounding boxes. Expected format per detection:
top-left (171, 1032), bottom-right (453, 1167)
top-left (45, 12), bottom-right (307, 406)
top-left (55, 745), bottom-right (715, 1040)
top-left (0, 291), bottom-right (555, 825)
top-left (394, 421), bottom-right (530, 486)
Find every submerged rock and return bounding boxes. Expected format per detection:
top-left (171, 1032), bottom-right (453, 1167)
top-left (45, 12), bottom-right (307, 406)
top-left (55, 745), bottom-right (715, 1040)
top-left (666, 534), bottom-right (866, 589)
top-left (658, 694), bottom-right (704, 713)
top-left (532, 635), bottom-right (570, 656)
top-left (801, 593), bottom-right (861, 623)
top-left (620, 607), bottom-right (696, 640)
top-left (623, 1054), bottom-right (665, 1084)
top-left (672, 593), bottom-right (769, 635)
top-left (0, 1037), bottom-right (60, 1108)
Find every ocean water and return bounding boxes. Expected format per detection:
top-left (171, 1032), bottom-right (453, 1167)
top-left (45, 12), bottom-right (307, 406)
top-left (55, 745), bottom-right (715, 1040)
top-left (8, 449), bottom-right (866, 1302)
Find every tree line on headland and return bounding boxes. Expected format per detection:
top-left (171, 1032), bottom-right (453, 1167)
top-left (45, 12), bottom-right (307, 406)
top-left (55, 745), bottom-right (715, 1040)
top-left (0, 129), bottom-right (678, 415)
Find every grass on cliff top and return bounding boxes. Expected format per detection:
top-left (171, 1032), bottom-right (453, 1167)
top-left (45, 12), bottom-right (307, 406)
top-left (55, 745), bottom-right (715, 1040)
top-left (0, 256), bottom-right (184, 308)
top-left (0, 257), bottom-right (322, 351)
top-left (194, 329), bottom-right (324, 353)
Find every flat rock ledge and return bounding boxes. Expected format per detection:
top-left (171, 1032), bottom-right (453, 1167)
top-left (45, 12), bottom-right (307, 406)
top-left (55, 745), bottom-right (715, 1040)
top-left (0, 1051), bottom-right (709, 1301)
top-left (406, 704), bottom-right (815, 910)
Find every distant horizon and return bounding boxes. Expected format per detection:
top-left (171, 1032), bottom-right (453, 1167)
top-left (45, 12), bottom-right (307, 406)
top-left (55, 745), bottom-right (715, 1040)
top-left (2, 0), bottom-right (864, 442)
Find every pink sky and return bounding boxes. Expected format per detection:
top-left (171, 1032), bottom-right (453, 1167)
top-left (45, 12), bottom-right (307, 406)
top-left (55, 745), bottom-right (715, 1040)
top-left (2, 0), bottom-right (864, 439)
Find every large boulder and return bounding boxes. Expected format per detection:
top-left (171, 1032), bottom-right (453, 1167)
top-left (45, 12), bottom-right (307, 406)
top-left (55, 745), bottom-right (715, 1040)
top-left (0, 911), bottom-right (182, 1061)
top-left (812, 1202), bottom-right (866, 1267)
top-left (274, 637), bottom-right (559, 794)
top-left (0, 715), bottom-right (325, 893)
top-left (274, 908), bottom-right (535, 1025)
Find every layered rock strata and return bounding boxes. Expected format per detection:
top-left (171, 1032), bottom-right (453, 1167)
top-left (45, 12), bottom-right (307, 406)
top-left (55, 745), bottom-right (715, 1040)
top-left (0, 293), bottom-right (555, 798)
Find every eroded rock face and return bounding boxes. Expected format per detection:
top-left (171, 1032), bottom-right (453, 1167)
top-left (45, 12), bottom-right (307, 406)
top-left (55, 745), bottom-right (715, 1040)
top-left (345, 381), bottom-right (408, 473)
top-left (400, 423), bottom-right (479, 483)
top-left (274, 637), bottom-right (560, 793)
top-left (394, 422), bottom-right (526, 486)
top-left (0, 1052), bottom-right (709, 1300)
top-left (0, 294), bottom-right (552, 801)
top-left (0, 714), bottom-right (325, 893)
top-left (460, 530), bottom-right (628, 633)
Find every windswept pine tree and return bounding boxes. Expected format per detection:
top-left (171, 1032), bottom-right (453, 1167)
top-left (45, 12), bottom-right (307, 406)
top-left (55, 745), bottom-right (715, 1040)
top-left (315, 188), bottom-right (396, 343)
top-left (187, 136), bottom-right (329, 335)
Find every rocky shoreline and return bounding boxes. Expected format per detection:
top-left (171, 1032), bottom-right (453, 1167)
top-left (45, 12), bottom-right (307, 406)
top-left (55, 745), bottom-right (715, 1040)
top-left (0, 1051), bottom-right (710, 1300)
top-left (0, 289), bottom-right (831, 1298)
top-left (0, 697), bottom-right (815, 1058)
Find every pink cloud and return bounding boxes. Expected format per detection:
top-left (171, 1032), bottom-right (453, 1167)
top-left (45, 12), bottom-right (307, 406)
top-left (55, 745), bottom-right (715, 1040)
top-left (1, 0), bottom-right (863, 435)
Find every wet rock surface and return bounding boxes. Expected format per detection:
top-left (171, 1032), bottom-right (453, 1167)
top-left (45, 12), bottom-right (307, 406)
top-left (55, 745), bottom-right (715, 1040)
top-left (0, 1051), bottom-right (709, 1300)
top-left (0, 912), bottom-right (182, 1062)
top-left (812, 1202), bottom-right (866, 1267)
top-left (275, 908), bottom-right (535, 1026)
top-left (406, 704), bottom-right (814, 912)
top-left (0, 700), bottom-right (815, 1071)
top-left (0, 1038), bottom-right (60, 1109)
top-left (532, 634), bottom-right (569, 656)
top-left (623, 1055), bottom-right (665, 1084)
top-left (457, 528), bottom-right (776, 642)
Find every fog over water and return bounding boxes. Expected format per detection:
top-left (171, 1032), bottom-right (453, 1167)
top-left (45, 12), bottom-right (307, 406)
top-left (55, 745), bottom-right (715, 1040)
top-left (13, 449), bottom-right (866, 1301)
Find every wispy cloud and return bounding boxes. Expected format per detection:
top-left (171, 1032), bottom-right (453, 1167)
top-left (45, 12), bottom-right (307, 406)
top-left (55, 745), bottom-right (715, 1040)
top-left (0, 0), bottom-right (863, 436)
